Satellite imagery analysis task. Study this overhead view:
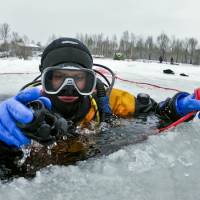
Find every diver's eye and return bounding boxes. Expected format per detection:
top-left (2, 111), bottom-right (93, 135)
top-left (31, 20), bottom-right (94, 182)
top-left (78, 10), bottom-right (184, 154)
top-left (74, 75), bottom-right (85, 82)
top-left (53, 73), bottom-right (65, 80)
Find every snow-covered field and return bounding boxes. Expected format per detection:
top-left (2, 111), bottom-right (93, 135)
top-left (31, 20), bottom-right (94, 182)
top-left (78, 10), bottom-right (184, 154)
top-left (0, 57), bottom-right (200, 200)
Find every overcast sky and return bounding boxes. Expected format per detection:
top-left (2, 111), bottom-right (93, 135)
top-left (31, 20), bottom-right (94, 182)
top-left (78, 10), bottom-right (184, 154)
top-left (1, 0), bottom-right (200, 45)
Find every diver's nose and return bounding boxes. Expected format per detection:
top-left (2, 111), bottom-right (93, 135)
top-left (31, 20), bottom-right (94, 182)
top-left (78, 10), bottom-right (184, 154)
top-left (59, 85), bottom-right (77, 96)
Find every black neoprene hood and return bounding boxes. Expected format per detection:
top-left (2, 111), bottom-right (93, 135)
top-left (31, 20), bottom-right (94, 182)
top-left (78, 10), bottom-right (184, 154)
top-left (40, 37), bottom-right (93, 72)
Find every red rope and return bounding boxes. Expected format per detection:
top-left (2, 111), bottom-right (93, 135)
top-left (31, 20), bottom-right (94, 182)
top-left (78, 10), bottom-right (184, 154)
top-left (115, 75), bottom-right (180, 92)
top-left (95, 68), bottom-right (180, 92)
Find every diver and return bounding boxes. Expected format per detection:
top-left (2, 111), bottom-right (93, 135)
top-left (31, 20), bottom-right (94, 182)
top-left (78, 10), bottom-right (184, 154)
top-left (0, 37), bottom-right (200, 149)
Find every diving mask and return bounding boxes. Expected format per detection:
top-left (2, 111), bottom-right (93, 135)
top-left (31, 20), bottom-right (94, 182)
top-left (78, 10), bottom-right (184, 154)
top-left (42, 63), bottom-right (96, 95)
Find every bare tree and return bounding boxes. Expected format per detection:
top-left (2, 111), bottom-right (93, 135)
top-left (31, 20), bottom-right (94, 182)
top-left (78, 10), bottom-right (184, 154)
top-left (157, 33), bottom-right (169, 61)
top-left (129, 33), bottom-right (136, 59)
top-left (0, 23), bottom-right (10, 51)
top-left (170, 36), bottom-right (183, 63)
top-left (182, 39), bottom-right (189, 63)
top-left (188, 37), bottom-right (198, 64)
top-left (145, 36), bottom-right (153, 60)
top-left (0, 23), bottom-right (10, 42)
top-left (97, 33), bottom-right (104, 55)
top-left (193, 49), bottom-right (200, 65)
top-left (11, 32), bottom-right (22, 43)
top-left (111, 34), bottom-right (118, 54)
top-left (174, 40), bottom-right (182, 63)
top-left (136, 37), bottom-right (144, 59)
top-left (119, 31), bottom-right (131, 58)
top-left (10, 32), bottom-right (22, 57)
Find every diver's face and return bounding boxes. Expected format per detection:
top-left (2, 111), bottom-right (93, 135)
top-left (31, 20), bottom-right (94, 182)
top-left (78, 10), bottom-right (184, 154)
top-left (51, 70), bottom-right (86, 103)
top-left (52, 70), bottom-right (86, 91)
top-left (42, 65), bottom-right (96, 103)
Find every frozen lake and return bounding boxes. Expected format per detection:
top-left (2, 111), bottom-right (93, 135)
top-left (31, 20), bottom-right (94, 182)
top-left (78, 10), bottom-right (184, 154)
top-left (0, 58), bottom-right (200, 200)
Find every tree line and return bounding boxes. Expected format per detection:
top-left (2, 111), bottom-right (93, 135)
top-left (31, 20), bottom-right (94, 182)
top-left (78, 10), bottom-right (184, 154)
top-left (76, 31), bottom-right (200, 65)
top-left (0, 22), bottom-right (200, 64)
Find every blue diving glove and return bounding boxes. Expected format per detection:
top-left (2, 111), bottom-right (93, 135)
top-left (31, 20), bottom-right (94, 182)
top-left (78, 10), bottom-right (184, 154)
top-left (176, 92), bottom-right (200, 116)
top-left (0, 88), bottom-right (51, 147)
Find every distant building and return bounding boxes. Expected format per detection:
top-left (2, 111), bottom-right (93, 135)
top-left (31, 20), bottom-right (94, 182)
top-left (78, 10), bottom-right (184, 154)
top-left (16, 42), bottom-right (42, 56)
top-left (0, 40), bottom-right (43, 58)
top-left (0, 40), bottom-right (10, 57)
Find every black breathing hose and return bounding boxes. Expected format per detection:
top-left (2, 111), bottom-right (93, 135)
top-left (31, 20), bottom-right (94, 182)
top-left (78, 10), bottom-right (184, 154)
top-left (93, 63), bottom-right (116, 97)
